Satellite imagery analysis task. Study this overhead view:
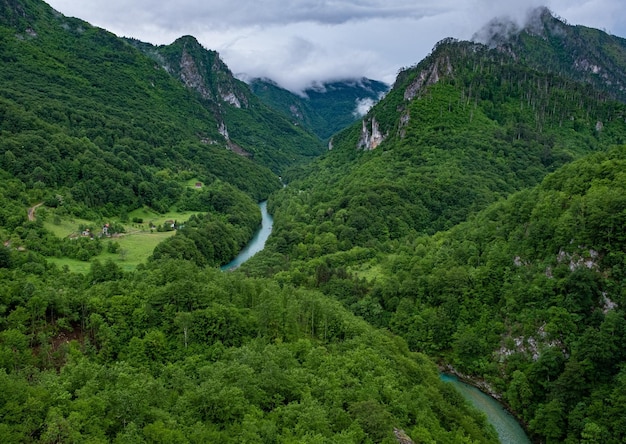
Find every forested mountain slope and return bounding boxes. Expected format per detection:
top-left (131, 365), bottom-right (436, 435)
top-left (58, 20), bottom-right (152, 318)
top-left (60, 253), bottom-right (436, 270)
top-left (249, 77), bottom-right (389, 141)
top-left (240, 12), bottom-right (626, 443)
top-left (130, 36), bottom-right (324, 173)
top-left (0, 0), bottom-right (322, 217)
top-left (474, 6), bottom-right (626, 103)
top-left (256, 37), bottom-right (626, 269)
top-left (366, 146), bottom-right (626, 443)
top-left (2, 1), bottom-right (626, 442)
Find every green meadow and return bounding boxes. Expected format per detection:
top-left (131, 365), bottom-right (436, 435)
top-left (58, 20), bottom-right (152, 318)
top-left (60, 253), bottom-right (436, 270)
top-left (42, 206), bottom-right (204, 273)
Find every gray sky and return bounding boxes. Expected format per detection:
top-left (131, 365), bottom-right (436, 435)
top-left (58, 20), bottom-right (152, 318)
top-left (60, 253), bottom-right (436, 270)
top-left (46, 0), bottom-right (626, 93)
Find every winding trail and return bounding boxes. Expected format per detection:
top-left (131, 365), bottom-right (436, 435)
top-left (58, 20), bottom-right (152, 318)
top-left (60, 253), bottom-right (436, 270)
top-left (28, 202), bottom-right (44, 221)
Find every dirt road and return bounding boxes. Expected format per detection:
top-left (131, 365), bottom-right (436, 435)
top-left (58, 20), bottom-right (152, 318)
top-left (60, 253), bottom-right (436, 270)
top-left (28, 202), bottom-right (43, 221)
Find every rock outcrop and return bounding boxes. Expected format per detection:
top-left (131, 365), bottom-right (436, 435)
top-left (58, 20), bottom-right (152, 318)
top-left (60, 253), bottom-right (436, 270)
top-left (404, 55), bottom-right (452, 101)
top-left (357, 117), bottom-right (385, 150)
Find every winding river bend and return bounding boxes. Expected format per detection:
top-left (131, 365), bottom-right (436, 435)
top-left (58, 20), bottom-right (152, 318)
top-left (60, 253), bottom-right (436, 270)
top-left (221, 201), bottom-right (273, 271)
top-left (441, 374), bottom-right (531, 443)
top-left (221, 201), bottom-right (531, 443)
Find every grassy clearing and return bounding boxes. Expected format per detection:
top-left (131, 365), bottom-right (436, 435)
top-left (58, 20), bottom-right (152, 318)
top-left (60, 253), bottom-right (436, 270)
top-left (47, 257), bottom-right (93, 274)
top-left (105, 230), bottom-right (177, 269)
top-left (127, 207), bottom-right (199, 230)
top-left (47, 231), bottom-right (177, 273)
top-left (42, 205), bottom-right (202, 273)
top-left (350, 262), bottom-right (384, 282)
top-left (43, 216), bottom-right (93, 239)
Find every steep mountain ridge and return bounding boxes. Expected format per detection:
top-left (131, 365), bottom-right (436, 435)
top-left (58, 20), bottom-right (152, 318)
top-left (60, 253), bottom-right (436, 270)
top-left (264, 36), bottom-right (626, 244)
top-left (474, 6), bottom-right (626, 102)
top-left (0, 0), bottom-right (326, 219)
top-left (0, 2), bottom-right (503, 442)
top-left (129, 35), bottom-right (325, 173)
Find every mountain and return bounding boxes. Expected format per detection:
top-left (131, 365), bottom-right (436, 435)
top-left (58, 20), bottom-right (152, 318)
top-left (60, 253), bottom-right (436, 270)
top-left (372, 146), bottom-right (626, 442)
top-left (260, 36), bottom-right (626, 254)
top-left (0, 0), bottom-right (323, 217)
top-left (473, 6), bottom-right (626, 102)
top-left (241, 8), bottom-right (626, 443)
top-left (0, 2), bottom-right (503, 442)
top-left (2, 1), bottom-right (626, 442)
top-left (128, 36), bottom-right (324, 172)
top-left (249, 77), bottom-right (389, 141)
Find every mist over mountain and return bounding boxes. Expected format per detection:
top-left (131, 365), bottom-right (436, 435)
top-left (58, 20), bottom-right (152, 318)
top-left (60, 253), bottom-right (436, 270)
top-left (249, 77), bottom-right (389, 141)
top-left (245, 7), bottom-right (626, 443)
top-left (2, 1), bottom-right (626, 443)
top-left (473, 6), bottom-right (626, 102)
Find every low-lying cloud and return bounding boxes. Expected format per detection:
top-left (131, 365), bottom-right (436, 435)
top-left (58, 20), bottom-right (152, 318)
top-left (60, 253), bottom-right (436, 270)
top-left (353, 97), bottom-right (376, 117)
top-left (48, 0), bottom-right (626, 93)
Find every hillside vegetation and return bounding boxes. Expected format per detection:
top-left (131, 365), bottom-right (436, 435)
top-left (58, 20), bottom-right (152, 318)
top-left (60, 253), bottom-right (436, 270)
top-left (0, 0), bottom-right (323, 215)
top-left (0, 1), bottom-right (496, 442)
top-left (3, 1), bottom-right (626, 442)
top-left (242, 23), bottom-right (626, 444)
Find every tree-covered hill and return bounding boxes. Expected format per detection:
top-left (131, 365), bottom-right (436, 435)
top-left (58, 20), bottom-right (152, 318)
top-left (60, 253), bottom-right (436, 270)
top-left (0, 1), bottom-right (499, 442)
top-left (254, 37), bottom-right (626, 271)
top-left (0, 255), bottom-right (499, 443)
top-left (358, 146), bottom-right (626, 443)
top-left (4, 1), bottom-right (626, 442)
top-left (249, 77), bottom-right (390, 141)
top-left (129, 36), bottom-right (324, 173)
top-left (0, 0), bottom-right (323, 218)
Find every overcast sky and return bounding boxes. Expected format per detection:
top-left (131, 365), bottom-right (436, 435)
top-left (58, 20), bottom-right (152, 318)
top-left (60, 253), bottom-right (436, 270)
top-left (45, 0), bottom-right (626, 93)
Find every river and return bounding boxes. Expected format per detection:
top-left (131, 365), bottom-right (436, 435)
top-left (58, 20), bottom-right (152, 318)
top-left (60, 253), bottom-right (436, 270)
top-left (221, 200), bottom-right (273, 271)
top-left (440, 374), bottom-right (531, 444)
top-left (220, 202), bottom-right (531, 443)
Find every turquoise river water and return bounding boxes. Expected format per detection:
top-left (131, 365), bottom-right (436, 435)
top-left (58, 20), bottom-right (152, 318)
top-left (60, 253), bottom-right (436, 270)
top-left (221, 200), bottom-right (273, 271)
top-left (441, 374), bottom-right (531, 443)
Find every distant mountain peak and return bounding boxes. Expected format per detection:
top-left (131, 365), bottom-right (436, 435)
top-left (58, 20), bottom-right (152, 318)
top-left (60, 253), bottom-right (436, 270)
top-left (470, 5), bottom-right (626, 102)
top-left (249, 77), bottom-right (389, 140)
top-left (472, 6), bottom-right (563, 47)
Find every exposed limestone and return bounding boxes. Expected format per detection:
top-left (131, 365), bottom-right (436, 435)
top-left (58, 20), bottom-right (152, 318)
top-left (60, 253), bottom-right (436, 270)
top-left (178, 48), bottom-right (247, 108)
top-left (398, 111), bottom-right (410, 139)
top-left (575, 58), bottom-right (602, 74)
top-left (179, 49), bottom-right (212, 100)
top-left (218, 122), bottom-right (229, 140)
top-left (601, 292), bottom-right (618, 314)
top-left (556, 248), bottom-right (599, 271)
top-left (497, 325), bottom-right (564, 363)
top-left (221, 92), bottom-right (241, 108)
top-left (357, 117), bottom-right (385, 150)
top-left (289, 104), bottom-right (303, 120)
top-left (404, 55), bottom-right (453, 101)
top-left (393, 428), bottom-right (415, 444)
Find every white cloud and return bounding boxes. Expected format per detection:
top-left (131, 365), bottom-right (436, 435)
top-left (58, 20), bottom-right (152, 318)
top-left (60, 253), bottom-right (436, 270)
top-left (353, 97), bottom-right (376, 117)
top-left (46, 0), bottom-right (626, 93)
